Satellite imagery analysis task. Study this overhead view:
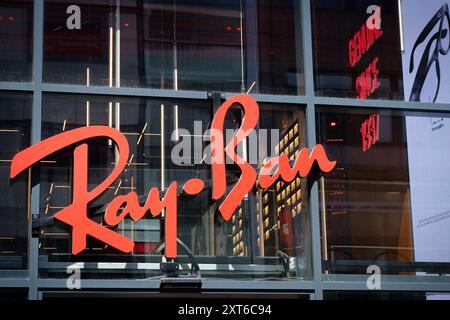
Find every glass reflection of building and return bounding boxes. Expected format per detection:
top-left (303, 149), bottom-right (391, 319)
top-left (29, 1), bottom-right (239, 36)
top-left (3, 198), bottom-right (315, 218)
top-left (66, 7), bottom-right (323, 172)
top-left (35, 92), bottom-right (310, 279)
top-left (27, 0), bottom-right (309, 280)
top-left (259, 121), bottom-right (303, 258)
top-left (1, 0), bottom-right (449, 300)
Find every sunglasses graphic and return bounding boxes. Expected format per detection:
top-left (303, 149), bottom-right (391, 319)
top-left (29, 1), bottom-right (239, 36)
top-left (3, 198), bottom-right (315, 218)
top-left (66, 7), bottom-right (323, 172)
top-left (409, 3), bottom-right (450, 103)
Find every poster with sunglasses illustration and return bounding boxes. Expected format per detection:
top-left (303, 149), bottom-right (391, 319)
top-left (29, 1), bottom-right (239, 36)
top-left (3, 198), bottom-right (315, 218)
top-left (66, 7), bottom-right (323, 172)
top-left (402, 0), bottom-right (450, 264)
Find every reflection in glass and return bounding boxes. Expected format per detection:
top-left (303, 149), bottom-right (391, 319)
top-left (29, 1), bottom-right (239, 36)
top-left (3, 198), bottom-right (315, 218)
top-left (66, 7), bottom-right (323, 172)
top-left (0, 92), bottom-right (31, 271)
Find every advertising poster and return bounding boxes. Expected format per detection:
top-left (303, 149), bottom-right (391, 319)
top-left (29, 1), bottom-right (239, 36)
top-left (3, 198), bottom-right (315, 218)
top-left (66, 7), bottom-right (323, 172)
top-left (402, 0), bottom-right (450, 263)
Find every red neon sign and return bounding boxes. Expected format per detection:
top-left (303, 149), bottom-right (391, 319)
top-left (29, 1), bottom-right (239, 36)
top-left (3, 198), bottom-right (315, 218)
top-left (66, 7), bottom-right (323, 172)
top-left (348, 22), bottom-right (383, 68)
top-left (360, 114), bottom-right (380, 152)
top-left (356, 57), bottom-right (380, 100)
top-left (10, 95), bottom-right (336, 258)
top-left (348, 6), bottom-right (383, 100)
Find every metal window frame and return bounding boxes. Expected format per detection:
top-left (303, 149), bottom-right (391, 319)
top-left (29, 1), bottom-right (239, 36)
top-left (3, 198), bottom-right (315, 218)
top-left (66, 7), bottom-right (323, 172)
top-left (0, 0), bottom-right (449, 300)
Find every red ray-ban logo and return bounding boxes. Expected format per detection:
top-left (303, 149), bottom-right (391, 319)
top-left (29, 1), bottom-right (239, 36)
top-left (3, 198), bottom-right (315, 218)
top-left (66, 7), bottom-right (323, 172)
top-left (10, 95), bottom-right (336, 258)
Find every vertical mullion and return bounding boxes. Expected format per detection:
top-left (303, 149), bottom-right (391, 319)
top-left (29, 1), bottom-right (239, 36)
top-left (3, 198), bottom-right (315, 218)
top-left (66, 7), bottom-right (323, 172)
top-left (244, 0), bottom-right (259, 93)
top-left (301, 0), bottom-right (323, 300)
top-left (29, 0), bottom-right (44, 300)
top-left (301, 0), bottom-right (315, 98)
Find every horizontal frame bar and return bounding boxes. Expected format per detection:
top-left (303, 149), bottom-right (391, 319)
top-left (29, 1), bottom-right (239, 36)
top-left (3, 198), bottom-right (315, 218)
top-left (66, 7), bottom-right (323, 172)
top-left (201, 280), bottom-right (316, 291)
top-left (223, 92), bottom-right (310, 104)
top-left (1, 83), bottom-right (449, 113)
top-left (42, 84), bottom-right (208, 100)
top-left (38, 279), bottom-right (161, 289)
top-left (0, 276), bottom-right (448, 292)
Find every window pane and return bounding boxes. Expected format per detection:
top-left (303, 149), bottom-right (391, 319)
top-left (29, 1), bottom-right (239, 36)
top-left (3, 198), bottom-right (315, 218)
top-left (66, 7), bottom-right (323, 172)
top-left (251, 0), bottom-right (304, 95)
top-left (43, 0), bottom-right (304, 94)
top-left (39, 94), bottom-right (311, 279)
top-left (0, 0), bottom-right (33, 82)
top-left (311, 0), bottom-right (403, 100)
top-left (317, 107), bottom-right (450, 277)
top-left (0, 92), bottom-right (31, 272)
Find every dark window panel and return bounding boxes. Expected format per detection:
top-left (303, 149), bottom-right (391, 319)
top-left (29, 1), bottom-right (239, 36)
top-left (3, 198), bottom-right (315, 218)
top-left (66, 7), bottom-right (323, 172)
top-left (0, 0), bottom-right (33, 82)
top-left (0, 92), bottom-right (31, 271)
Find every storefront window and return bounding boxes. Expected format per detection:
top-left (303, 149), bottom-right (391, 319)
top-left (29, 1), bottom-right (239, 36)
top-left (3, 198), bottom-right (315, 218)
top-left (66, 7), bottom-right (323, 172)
top-left (39, 94), bottom-right (311, 279)
top-left (311, 0), bottom-right (403, 100)
top-left (401, 0), bottom-right (450, 103)
top-left (43, 0), bottom-right (304, 95)
top-left (0, 0), bottom-right (33, 82)
top-left (0, 289), bottom-right (28, 300)
top-left (317, 107), bottom-right (450, 277)
top-left (0, 92), bottom-right (31, 272)
top-left (324, 291), bottom-right (432, 300)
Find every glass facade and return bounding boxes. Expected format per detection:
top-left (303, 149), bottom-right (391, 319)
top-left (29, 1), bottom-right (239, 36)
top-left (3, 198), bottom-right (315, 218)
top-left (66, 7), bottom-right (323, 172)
top-left (38, 94), bottom-right (310, 279)
top-left (0, 0), bottom-right (449, 299)
top-left (0, 0), bottom-right (33, 82)
top-left (0, 92), bottom-right (31, 272)
top-left (317, 107), bottom-right (450, 275)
